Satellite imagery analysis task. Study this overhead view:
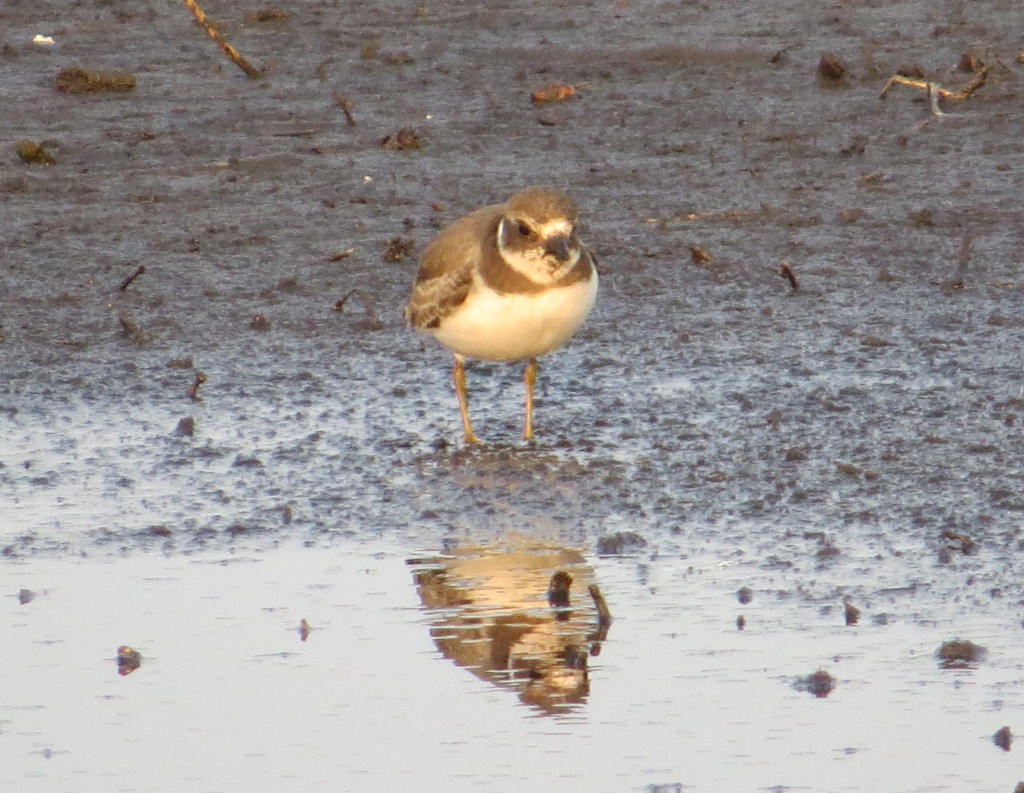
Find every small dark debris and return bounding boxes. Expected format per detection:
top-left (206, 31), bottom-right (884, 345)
top-left (861, 335), bottom-right (894, 348)
top-left (942, 529), bottom-right (977, 555)
top-left (384, 52), bottom-right (415, 66)
top-left (531, 81), bottom-right (577, 103)
top-left (843, 597), bottom-right (860, 625)
top-left (817, 52), bottom-right (849, 86)
top-left (174, 417), bottom-right (196, 437)
top-left (384, 236), bottom-right (415, 262)
top-left (117, 264), bottom-right (146, 291)
top-left (548, 570), bottom-right (573, 609)
top-left (168, 358), bottom-right (194, 369)
top-left (994, 726), bottom-right (1013, 751)
top-left (736, 614), bottom-right (746, 630)
top-left (273, 277), bottom-right (300, 293)
top-left (937, 638), bottom-right (987, 668)
top-left (837, 461), bottom-right (863, 477)
top-left (766, 409), bottom-right (782, 429)
top-left (332, 94), bottom-right (356, 126)
top-left (299, 618), bottom-right (312, 641)
top-left (958, 52), bottom-right (984, 73)
top-left (118, 312), bottom-right (147, 344)
top-left (232, 455), bottom-right (263, 468)
top-left (785, 447), bottom-right (808, 462)
top-left (246, 7), bottom-right (287, 22)
top-left (144, 525), bottom-right (172, 537)
top-left (796, 668), bottom-right (835, 698)
top-left (689, 245), bottom-right (713, 264)
top-left (57, 66), bottom-right (135, 93)
top-left (333, 288), bottom-right (360, 311)
top-left (249, 314), bottom-right (272, 331)
top-left (908, 209), bottom-right (934, 227)
top-left (18, 588), bottom-right (36, 605)
top-left (116, 645), bottom-right (142, 676)
top-left (839, 135), bottom-right (867, 157)
top-left (737, 586), bottom-right (753, 605)
top-left (380, 128), bottom-right (422, 150)
top-left (226, 523), bottom-right (249, 536)
top-left (328, 248), bottom-right (356, 262)
top-left (596, 531), bottom-right (648, 556)
top-left (333, 288), bottom-right (383, 330)
top-left (17, 140), bottom-right (56, 165)
top-left (187, 372), bottom-right (208, 400)
top-left (779, 262), bottom-right (799, 292)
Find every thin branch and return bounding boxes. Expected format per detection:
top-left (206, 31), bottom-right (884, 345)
top-left (183, 0), bottom-right (262, 80)
top-left (880, 65), bottom-right (989, 116)
top-left (118, 264), bottom-right (146, 291)
top-left (780, 262), bottom-right (799, 293)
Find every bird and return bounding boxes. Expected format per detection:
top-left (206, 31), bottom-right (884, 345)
top-left (405, 187), bottom-right (598, 444)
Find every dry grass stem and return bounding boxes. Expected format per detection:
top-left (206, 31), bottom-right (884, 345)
top-left (183, 0), bottom-right (262, 80)
top-left (880, 66), bottom-right (989, 116)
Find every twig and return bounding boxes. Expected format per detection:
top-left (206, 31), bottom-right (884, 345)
top-left (333, 288), bottom-right (361, 312)
top-left (780, 261), bottom-right (799, 292)
top-left (941, 233), bottom-right (973, 292)
top-left (879, 65), bottom-right (989, 116)
top-left (588, 584), bottom-right (612, 627)
top-left (333, 288), bottom-right (382, 329)
top-left (187, 371), bottom-right (208, 400)
top-left (586, 584), bottom-right (612, 653)
top-left (956, 233), bottom-right (973, 278)
top-left (118, 264), bottom-right (146, 291)
top-left (332, 93), bottom-right (357, 126)
top-left (328, 247), bottom-right (356, 262)
top-left (183, 0), bottom-right (262, 80)
top-left (118, 311), bottom-right (147, 343)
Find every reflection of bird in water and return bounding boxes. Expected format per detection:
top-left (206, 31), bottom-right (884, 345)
top-left (408, 541), bottom-right (611, 715)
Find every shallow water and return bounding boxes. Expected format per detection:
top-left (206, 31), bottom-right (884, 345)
top-left (4, 542), bottom-right (1020, 793)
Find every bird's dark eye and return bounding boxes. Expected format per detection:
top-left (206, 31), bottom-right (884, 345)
top-left (517, 222), bottom-right (532, 237)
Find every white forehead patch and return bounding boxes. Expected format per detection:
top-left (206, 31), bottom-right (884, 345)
top-left (539, 218), bottom-right (573, 238)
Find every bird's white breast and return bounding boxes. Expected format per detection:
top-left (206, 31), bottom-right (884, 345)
top-left (430, 272), bottom-right (598, 362)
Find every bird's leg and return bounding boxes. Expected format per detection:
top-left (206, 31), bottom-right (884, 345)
top-left (523, 357), bottom-right (538, 441)
top-left (452, 355), bottom-right (480, 444)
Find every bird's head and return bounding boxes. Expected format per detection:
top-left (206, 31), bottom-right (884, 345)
top-left (497, 188), bottom-right (584, 283)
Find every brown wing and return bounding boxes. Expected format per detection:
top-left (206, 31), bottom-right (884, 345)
top-left (405, 203), bottom-right (503, 330)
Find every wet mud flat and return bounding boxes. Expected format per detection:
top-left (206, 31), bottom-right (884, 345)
top-left (3, 1), bottom-right (1024, 791)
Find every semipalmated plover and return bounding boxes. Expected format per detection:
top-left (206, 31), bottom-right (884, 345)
top-left (405, 187), bottom-right (598, 444)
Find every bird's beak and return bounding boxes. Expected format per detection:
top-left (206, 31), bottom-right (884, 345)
top-left (544, 234), bottom-right (573, 264)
